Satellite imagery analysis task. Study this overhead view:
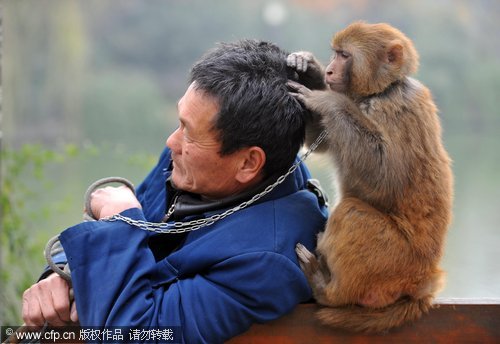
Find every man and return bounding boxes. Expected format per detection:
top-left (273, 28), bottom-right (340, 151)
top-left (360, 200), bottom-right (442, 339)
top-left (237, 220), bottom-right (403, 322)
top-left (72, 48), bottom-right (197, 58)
top-left (22, 40), bottom-right (328, 343)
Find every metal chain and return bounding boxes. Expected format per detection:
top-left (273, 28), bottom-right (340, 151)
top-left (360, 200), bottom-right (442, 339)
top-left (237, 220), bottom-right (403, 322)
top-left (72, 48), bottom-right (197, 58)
top-left (104, 130), bottom-right (329, 234)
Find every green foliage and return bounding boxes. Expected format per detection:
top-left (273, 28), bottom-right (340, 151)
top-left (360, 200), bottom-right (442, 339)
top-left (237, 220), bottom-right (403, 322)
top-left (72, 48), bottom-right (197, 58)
top-left (0, 144), bottom-right (101, 324)
top-left (3, 0), bottom-right (500, 302)
top-left (1, 145), bottom-right (62, 324)
top-left (0, 143), bottom-right (157, 325)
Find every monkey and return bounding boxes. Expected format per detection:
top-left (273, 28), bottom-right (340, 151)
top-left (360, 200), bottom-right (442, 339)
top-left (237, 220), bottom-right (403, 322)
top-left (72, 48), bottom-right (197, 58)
top-left (286, 21), bottom-right (453, 333)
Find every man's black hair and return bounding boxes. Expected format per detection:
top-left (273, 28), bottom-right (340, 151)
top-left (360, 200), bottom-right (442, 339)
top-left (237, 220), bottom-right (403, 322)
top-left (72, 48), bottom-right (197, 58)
top-left (189, 39), bottom-right (306, 177)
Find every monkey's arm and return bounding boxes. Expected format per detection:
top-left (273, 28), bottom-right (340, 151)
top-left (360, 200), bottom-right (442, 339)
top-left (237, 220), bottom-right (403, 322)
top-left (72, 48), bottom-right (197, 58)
top-left (286, 80), bottom-right (330, 151)
top-left (289, 82), bottom-right (387, 180)
top-left (304, 111), bottom-right (330, 152)
top-left (287, 53), bottom-right (329, 150)
top-left (287, 51), bottom-right (327, 90)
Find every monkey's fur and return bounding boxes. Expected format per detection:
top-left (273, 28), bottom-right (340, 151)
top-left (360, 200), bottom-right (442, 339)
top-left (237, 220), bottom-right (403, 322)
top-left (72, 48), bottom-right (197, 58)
top-left (287, 22), bottom-right (453, 333)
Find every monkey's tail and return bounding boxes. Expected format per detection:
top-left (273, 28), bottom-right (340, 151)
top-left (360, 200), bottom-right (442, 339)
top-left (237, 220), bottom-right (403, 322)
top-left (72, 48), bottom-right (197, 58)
top-left (317, 296), bottom-right (434, 333)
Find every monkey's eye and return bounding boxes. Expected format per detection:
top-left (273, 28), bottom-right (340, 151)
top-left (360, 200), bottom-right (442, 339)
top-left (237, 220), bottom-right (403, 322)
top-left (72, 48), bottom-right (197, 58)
top-left (338, 50), bottom-right (350, 59)
top-left (333, 50), bottom-right (350, 60)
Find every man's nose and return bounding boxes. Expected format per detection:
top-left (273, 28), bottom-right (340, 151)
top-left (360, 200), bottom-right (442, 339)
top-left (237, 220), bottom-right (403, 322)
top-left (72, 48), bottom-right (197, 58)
top-left (166, 127), bottom-right (181, 153)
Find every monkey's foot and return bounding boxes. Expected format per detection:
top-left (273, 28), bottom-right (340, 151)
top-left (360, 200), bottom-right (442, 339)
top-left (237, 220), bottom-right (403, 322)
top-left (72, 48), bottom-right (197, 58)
top-left (296, 243), bottom-right (330, 304)
top-left (296, 243), bottom-right (323, 284)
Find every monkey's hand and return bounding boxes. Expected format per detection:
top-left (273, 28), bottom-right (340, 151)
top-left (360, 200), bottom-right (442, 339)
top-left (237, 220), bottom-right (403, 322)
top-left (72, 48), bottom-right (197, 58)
top-left (287, 80), bottom-right (330, 112)
top-left (287, 80), bottom-right (332, 152)
top-left (288, 80), bottom-right (350, 114)
top-left (287, 52), bottom-right (326, 90)
top-left (287, 51), bottom-right (316, 73)
top-left (296, 243), bottom-right (330, 303)
top-left (288, 79), bottom-right (311, 98)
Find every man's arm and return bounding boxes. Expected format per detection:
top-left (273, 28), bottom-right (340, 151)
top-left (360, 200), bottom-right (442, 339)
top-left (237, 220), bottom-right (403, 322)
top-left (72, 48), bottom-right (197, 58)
top-left (162, 252), bottom-right (310, 342)
top-left (22, 147), bottom-right (172, 327)
top-left (59, 213), bottom-right (310, 343)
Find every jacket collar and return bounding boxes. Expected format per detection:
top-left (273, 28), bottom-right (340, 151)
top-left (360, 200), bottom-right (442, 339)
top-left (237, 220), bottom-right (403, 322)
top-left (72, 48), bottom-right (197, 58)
top-left (165, 161), bottom-right (304, 221)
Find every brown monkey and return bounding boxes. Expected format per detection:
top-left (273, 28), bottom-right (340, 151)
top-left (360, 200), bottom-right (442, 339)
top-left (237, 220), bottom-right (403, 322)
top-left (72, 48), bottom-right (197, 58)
top-left (287, 21), bottom-right (453, 333)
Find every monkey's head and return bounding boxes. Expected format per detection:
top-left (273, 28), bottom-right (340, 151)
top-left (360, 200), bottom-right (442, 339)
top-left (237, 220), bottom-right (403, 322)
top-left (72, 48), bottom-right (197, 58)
top-left (326, 21), bottom-right (419, 97)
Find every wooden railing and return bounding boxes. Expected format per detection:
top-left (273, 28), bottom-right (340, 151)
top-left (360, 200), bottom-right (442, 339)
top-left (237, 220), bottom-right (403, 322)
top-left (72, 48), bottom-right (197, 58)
top-left (227, 298), bottom-right (500, 343)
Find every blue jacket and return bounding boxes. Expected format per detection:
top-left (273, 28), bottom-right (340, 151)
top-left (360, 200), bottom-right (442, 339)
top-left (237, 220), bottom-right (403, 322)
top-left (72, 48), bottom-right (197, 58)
top-left (58, 147), bottom-right (327, 343)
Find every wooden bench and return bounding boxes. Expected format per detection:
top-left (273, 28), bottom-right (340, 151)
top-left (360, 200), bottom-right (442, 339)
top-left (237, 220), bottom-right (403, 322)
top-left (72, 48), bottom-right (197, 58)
top-left (227, 298), bottom-right (500, 343)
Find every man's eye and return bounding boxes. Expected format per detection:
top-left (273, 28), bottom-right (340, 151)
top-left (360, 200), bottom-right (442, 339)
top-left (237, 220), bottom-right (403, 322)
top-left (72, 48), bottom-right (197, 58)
top-left (183, 131), bottom-right (194, 143)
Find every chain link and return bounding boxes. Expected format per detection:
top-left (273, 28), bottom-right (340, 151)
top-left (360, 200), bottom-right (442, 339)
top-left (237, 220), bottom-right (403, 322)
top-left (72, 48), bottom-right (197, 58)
top-left (105, 130), bottom-right (329, 234)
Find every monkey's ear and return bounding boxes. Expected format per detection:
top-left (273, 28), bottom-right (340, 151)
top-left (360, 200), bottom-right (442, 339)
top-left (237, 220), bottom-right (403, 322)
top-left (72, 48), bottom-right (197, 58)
top-left (386, 41), bottom-right (404, 67)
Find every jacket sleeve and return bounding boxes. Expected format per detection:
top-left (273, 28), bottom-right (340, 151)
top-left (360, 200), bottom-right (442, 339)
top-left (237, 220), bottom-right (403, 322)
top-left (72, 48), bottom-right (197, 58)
top-left (59, 209), bottom-right (311, 343)
top-left (39, 148), bottom-right (172, 280)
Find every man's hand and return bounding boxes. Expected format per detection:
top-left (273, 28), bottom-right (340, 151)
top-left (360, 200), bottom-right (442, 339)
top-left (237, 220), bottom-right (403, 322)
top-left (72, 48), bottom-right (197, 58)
top-left (90, 185), bottom-right (141, 219)
top-left (22, 273), bottom-right (78, 327)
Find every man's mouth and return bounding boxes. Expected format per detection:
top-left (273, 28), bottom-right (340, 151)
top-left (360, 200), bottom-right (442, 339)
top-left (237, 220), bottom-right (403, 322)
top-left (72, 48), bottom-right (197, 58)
top-left (170, 158), bottom-right (182, 173)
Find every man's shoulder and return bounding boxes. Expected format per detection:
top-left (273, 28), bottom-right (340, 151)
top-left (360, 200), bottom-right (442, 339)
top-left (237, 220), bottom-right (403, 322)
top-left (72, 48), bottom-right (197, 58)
top-left (233, 186), bottom-right (326, 225)
top-left (208, 189), bottom-right (327, 256)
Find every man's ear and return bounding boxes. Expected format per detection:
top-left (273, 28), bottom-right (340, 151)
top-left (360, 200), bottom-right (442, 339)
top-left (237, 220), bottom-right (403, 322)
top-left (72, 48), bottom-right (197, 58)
top-left (235, 146), bottom-right (266, 184)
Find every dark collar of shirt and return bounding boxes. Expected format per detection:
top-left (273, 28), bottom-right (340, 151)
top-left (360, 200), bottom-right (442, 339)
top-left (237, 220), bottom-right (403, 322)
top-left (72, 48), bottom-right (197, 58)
top-left (165, 171), bottom-right (283, 222)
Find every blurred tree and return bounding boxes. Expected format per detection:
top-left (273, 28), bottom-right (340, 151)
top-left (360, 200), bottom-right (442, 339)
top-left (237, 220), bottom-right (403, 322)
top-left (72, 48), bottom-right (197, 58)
top-left (2, 1), bottom-right (500, 322)
top-left (3, 0), bottom-right (86, 146)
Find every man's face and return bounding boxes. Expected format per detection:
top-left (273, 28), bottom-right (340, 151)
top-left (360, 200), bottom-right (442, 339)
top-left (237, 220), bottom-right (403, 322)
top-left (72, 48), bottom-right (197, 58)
top-left (166, 83), bottom-right (246, 199)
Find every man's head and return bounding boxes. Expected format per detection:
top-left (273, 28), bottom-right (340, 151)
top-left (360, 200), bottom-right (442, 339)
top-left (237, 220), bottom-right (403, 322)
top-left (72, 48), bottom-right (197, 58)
top-left (166, 39), bottom-right (306, 199)
top-left (190, 40), bottom-right (306, 176)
